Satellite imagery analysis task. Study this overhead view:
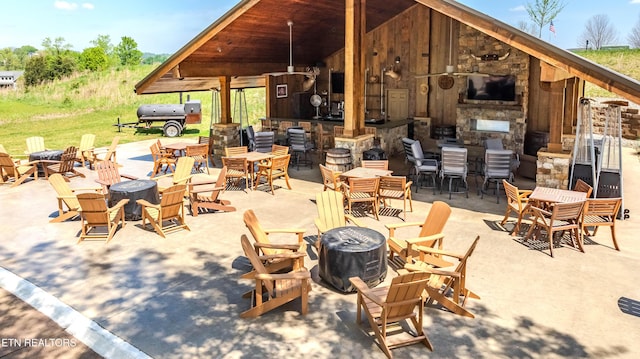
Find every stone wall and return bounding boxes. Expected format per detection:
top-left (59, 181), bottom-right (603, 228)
top-left (334, 134), bottom-right (374, 168)
top-left (456, 105), bottom-right (526, 154)
top-left (536, 149), bottom-right (572, 189)
top-left (211, 123), bottom-right (240, 163)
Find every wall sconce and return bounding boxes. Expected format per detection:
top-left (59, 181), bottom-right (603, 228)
top-left (395, 56), bottom-right (401, 64)
top-left (384, 56), bottom-right (402, 80)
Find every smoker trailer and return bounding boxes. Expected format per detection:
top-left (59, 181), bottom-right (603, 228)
top-left (116, 100), bottom-right (202, 137)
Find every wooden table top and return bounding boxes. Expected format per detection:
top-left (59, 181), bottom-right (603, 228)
top-left (229, 151), bottom-right (273, 162)
top-left (529, 186), bottom-right (587, 203)
top-left (340, 167), bottom-right (392, 178)
top-left (163, 142), bottom-right (196, 151)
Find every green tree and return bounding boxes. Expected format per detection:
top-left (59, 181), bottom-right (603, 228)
top-left (79, 47), bottom-right (109, 71)
top-left (0, 48), bottom-right (19, 70)
top-left (114, 36), bottom-right (142, 66)
top-left (24, 55), bottom-right (48, 86)
top-left (525, 0), bottom-right (566, 38)
top-left (14, 45), bottom-right (38, 69)
top-left (41, 37), bottom-right (73, 56)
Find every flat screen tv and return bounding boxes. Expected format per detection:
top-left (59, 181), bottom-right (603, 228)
top-left (466, 74), bottom-right (516, 102)
top-left (331, 72), bottom-right (344, 94)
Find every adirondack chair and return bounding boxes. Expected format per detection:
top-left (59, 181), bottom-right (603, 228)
top-left (74, 134), bottom-right (96, 169)
top-left (93, 136), bottom-right (120, 164)
top-left (24, 136), bottom-right (46, 155)
top-left (0, 152), bottom-right (38, 187)
top-left (48, 173), bottom-right (102, 223)
top-left (76, 192), bottom-right (128, 244)
top-left (137, 184), bottom-right (190, 238)
top-left (95, 160), bottom-right (138, 193)
top-left (239, 234), bottom-right (311, 318)
top-left (243, 209), bottom-right (306, 277)
top-left (188, 166), bottom-right (236, 216)
top-left (350, 271), bottom-right (434, 358)
top-left (152, 156), bottom-right (194, 193)
top-left (386, 201), bottom-right (452, 268)
top-left (405, 235), bottom-right (481, 318)
top-left (254, 154), bottom-right (292, 195)
top-left (314, 190), bottom-right (363, 249)
top-left (42, 146), bottom-right (86, 181)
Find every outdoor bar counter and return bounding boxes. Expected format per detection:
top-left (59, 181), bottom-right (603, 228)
top-left (260, 117), bottom-right (413, 156)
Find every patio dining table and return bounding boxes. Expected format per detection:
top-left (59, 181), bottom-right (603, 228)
top-left (529, 186), bottom-right (587, 204)
top-left (340, 166), bottom-right (392, 179)
top-left (229, 151), bottom-right (274, 189)
top-left (163, 142), bottom-right (196, 157)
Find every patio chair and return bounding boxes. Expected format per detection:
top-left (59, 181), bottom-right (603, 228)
top-left (186, 143), bottom-right (210, 174)
top-left (260, 118), bottom-right (274, 132)
top-left (254, 131), bottom-right (275, 153)
top-left (402, 137), bottom-right (417, 166)
top-left (500, 180), bottom-right (533, 235)
top-left (271, 144), bottom-right (289, 156)
top-left (343, 177), bottom-right (380, 220)
top-left (525, 200), bottom-right (586, 257)
top-left (188, 166), bottom-right (236, 216)
top-left (580, 197), bottom-right (622, 251)
top-left (42, 146), bottom-right (86, 181)
top-left (314, 190), bottom-right (364, 249)
top-left (221, 156), bottom-right (249, 189)
top-left (239, 234), bottom-right (311, 318)
top-left (361, 160), bottom-right (389, 170)
top-left (246, 125), bottom-right (256, 152)
top-left (76, 192), bottom-right (128, 244)
top-left (150, 141), bottom-right (176, 177)
top-left (405, 235), bottom-right (481, 318)
top-left (387, 201), bottom-right (452, 268)
top-left (349, 271), bottom-right (434, 358)
top-left (74, 133), bottom-right (96, 169)
top-left (224, 146), bottom-right (248, 157)
top-left (48, 173), bottom-right (102, 222)
top-left (0, 152), bottom-right (38, 187)
top-left (440, 146), bottom-right (468, 199)
top-left (378, 175), bottom-right (413, 220)
top-left (288, 128), bottom-right (313, 170)
top-left (24, 136), bottom-right (46, 155)
top-left (573, 178), bottom-right (593, 198)
top-left (153, 156), bottom-right (194, 193)
top-left (243, 209), bottom-right (307, 277)
top-left (316, 123), bottom-right (333, 162)
top-left (95, 160), bottom-right (138, 193)
top-left (319, 163), bottom-right (343, 191)
top-left (93, 136), bottom-right (120, 164)
top-left (254, 154), bottom-right (292, 195)
top-left (137, 184), bottom-right (190, 238)
top-left (479, 149), bottom-right (514, 203)
top-left (411, 141), bottom-right (439, 194)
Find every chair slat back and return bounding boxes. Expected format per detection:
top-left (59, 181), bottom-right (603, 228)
top-left (379, 175), bottom-right (405, 192)
top-left (484, 149), bottom-right (512, 178)
top-left (159, 184), bottom-right (187, 220)
top-left (573, 179), bottom-right (593, 198)
top-left (254, 132), bottom-right (275, 153)
top-left (222, 157), bottom-right (248, 172)
top-left (279, 121), bottom-right (293, 134)
top-left (271, 154), bottom-right (290, 172)
top-left (240, 234), bottom-right (275, 295)
top-left (77, 192), bottom-right (109, 225)
top-left (271, 144), bottom-right (289, 156)
top-left (260, 118), bottom-right (273, 131)
top-left (441, 147), bottom-right (467, 176)
top-left (243, 209), bottom-right (274, 255)
top-left (0, 152), bottom-right (15, 171)
top-left (385, 272), bottom-right (431, 319)
top-left (99, 136), bottom-right (119, 162)
top-left (96, 160), bottom-right (122, 188)
top-left (319, 164), bottom-right (340, 190)
top-left (173, 157), bottom-right (196, 184)
top-left (584, 197), bottom-right (621, 217)
top-left (48, 173), bottom-right (80, 209)
top-left (298, 121), bottom-right (311, 133)
top-left (333, 126), bottom-right (344, 137)
top-left (552, 201), bottom-right (585, 221)
top-left (419, 201), bottom-right (451, 238)
top-left (224, 146), bottom-right (248, 157)
top-left (316, 191), bottom-right (347, 230)
top-left (78, 134), bottom-right (95, 152)
top-left (402, 137), bottom-right (417, 164)
top-left (0, 144), bottom-right (7, 154)
top-left (288, 129), bottom-right (307, 150)
top-left (186, 144), bottom-right (208, 157)
top-left (25, 136), bottom-right (45, 154)
top-left (348, 177), bottom-right (379, 194)
top-left (58, 146), bottom-right (78, 172)
top-left (361, 160), bottom-right (389, 170)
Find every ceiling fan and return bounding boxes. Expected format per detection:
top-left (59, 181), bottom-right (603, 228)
top-left (415, 17), bottom-right (490, 79)
top-left (263, 20), bottom-right (317, 78)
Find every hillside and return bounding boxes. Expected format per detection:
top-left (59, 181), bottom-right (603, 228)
top-left (1, 49), bottom-right (640, 153)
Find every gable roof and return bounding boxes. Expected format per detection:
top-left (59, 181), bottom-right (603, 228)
top-left (135, 0), bottom-right (640, 104)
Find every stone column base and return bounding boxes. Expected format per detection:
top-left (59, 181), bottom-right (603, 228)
top-left (334, 134), bottom-right (374, 168)
top-left (212, 123), bottom-right (241, 164)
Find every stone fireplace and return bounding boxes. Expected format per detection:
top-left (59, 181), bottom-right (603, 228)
top-left (456, 104), bottom-right (526, 154)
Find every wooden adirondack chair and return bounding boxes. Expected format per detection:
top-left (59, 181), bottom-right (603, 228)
top-left (137, 184), bottom-right (190, 238)
top-left (239, 234), bottom-right (311, 318)
top-left (0, 153), bottom-right (38, 187)
top-left (188, 166), bottom-right (236, 216)
top-left (42, 146), bottom-right (86, 181)
top-left (48, 173), bottom-right (102, 223)
top-left (95, 160), bottom-right (138, 193)
top-left (76, 192), bottom-right (128, 244)
top-left (243, 209), bottom-right (306, 277)
top-left (314, 190), bottom-right (363, 249)
top-left (350, 271), bottom-right (434, 358)
top-left (153, 156), bottom-right (194, 193)
top-left (386, 201), bottom-right (452, 268)
top-left (74, 134), bottom-right (96, 169)
top-left (24, 136), bottom-right (46, 155)
top-left (254, 154), bottom-right (292, 195)
top-left (93, 136), bottom-right (120, 164)
top-left (405, 235), bottom-right (481, 319)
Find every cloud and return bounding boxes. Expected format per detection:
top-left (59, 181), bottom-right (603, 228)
top-left (54, 1), bottom-right (94, 10)
top-left (509, 5), bottom-right (526, 12)
top-left (631, 0), bottom-right (640, 4)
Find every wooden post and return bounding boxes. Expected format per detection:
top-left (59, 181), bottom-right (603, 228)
top-left (547, 80), bottom-right (565, 153)
top-left (219, 76), bottom-right (232, 124)
top-left (343, 0), bottom-right (366, 138)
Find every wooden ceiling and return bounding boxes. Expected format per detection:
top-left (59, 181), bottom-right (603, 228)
top-left (135, 0), bottom-right (416, 94)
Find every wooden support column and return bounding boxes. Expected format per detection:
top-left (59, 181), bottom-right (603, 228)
top-left (547, 80), bottom-right (566, 153)
top-left (563, 77), bottom-right (582, 136)
top-left (343, 0), bottom-right (366, 138)
top-left (219, 76), bottom-right (232, 124)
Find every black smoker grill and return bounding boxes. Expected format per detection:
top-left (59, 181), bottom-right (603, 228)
top-left (129, 100), bottom-right (202, 137)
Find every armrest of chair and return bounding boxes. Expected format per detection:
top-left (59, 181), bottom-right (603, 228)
top-left (263, 228), bottom-right (306, 235)
top-left (254, 242), bottom-right (301, 251)
top-left (71, 187), bottom-right (103, 193)
top-left (385, 221), bottom-right (424, 237)
top-left (349, 276), bottom-right (385, 306)
top-left (405, 233), bottom-right (445, 246)
top-left (518, 189), bottom-right (533, 199)
top-left (404, 262), bottom-right (460, 278)
top-left (404, 181), bottom-right (413, 190)
top-left (136, 199), bottom-right (158, 209)
top-left (255, 270), bottom-right (311, 281)
top-left (413, 244), bottom-right (464, 260)
top-left (109, 199), bottom-right (130, 211)
top-left (257, 252), bottom-right (306, 262)
top-left (189, 184), bottom-right (225, 194)
top-left (121, 173), bottom-right (138, 180)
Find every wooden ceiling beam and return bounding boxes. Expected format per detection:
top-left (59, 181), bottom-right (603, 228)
top-left (178, 62), bottom-right (291, 77)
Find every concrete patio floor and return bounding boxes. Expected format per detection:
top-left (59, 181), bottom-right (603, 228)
top-left (1, 137), bottom-right (639, 358)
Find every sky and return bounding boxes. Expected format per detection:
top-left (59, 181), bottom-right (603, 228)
top-left (2, 1), bottom-right (640, 54)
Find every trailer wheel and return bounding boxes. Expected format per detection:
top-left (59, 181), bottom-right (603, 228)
top-left (163, 120), bottom-right (183, 137)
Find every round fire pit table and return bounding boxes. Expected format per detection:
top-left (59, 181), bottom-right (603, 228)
top-left (319, 226), bottom-right (387, 293)
top-left (29, 150), bottom-right (64, 176)
top-left (108, 179), bottom-right (159, 221)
